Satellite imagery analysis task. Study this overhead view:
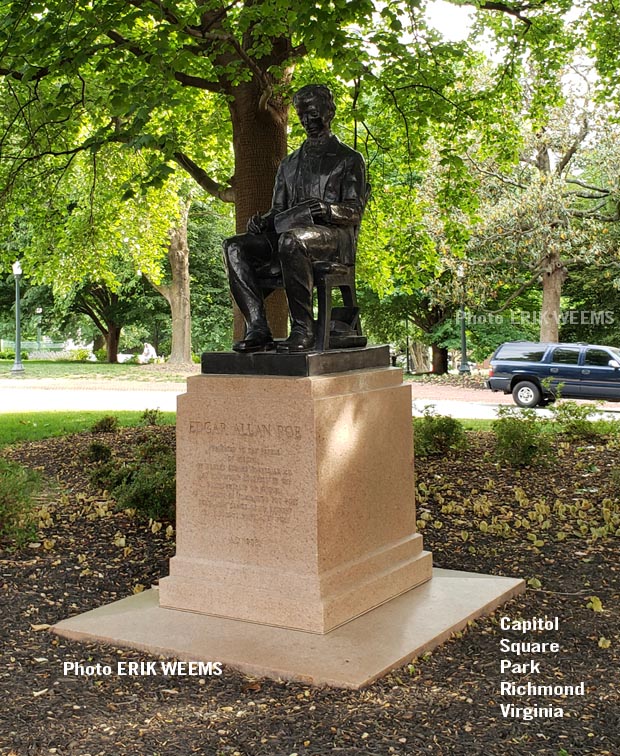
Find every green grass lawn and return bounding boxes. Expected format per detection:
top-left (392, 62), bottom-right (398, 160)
top-left (0, 411), bottom-right (176, 447)
top-left (0, 359), bottom-right (197, 381)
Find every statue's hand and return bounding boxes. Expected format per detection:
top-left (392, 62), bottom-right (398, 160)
top-left (247, 213), bottom-right (268, 234)
top-left (307, 199), bottom-right (331, 223)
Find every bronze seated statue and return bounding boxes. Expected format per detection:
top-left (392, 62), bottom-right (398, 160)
top-left (223, 84), bottom-right (368, 354)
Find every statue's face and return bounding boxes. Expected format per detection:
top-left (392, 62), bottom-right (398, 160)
top-left (295, 95), bottom-right (332, 139)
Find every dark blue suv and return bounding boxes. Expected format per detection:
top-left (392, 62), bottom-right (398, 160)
top-left (487, 341), bottom-right (620, 407)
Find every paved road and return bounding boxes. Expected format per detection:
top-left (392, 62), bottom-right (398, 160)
top-left (0, 379), bottom-right (182, 414)
top-left (2, 375), bottom-right (620, 420)
top-left (410, 382), bottom-right (512, 419)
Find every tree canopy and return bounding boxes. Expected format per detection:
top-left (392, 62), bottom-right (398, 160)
top-left (1, 0), bottom-right (619, 359)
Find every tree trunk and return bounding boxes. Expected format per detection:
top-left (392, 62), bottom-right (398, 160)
top-left (150, 202), bottom-right (192, 363)
top-left (105, 326), bottom-right (121, 363)
top-left (431, 344), bottom-right (449, 374)
top-left (539, 248), bottom-right (567, 342)
top-left (411, 341), bottom-right (431, 372)
top-left (167, 203), bottom-right (192, 363)
top-left (229, 82), bottom-right (289, 339)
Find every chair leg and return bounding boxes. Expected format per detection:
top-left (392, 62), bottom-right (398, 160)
top-left (340, 284), bottom-right (362, 336)
top-left (316, 281), bottom-right (332, 351)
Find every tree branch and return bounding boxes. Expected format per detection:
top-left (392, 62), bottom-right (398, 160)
top-left (173, 151), bottom-right (235, 202)
top-left (480, 269), bottom-right (543, 314)
top-left (74, 297), bottom-right (108, 335)
top-left (474, 0), bottom-right (553, 26)
top-left (565, 178), bottom-right (611, 193)
top-left (466, 154), bottom-right (528, 189)
top-left (105, 31), bottom-right (222, 93)
top-left (555, 115), bottom-right (589, 175)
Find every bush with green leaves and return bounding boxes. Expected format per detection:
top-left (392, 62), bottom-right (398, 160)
top-left (85, 440), bottom-right (113, 463)
top-left (90, 431), bottom-right (175, 520)
top-left (69, 348), bottom-right (92, 362)
top-left (0, 458), bottom-right (41, 546)
top-left (91, 415), bottom-right (120, 433)
top-left (141, 408), bottom-right (162, 426)
top-left (549, 400), bottom-right (601, 440)
top-left (492, 406), bottom-right (552, 467)
top-left (413, 406), bottom-right (467, 458)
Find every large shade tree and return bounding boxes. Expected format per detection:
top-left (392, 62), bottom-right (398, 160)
top-left (0, 0), bottom-right (594, 337)
top-left (464, 69), bottom-right (620, 342)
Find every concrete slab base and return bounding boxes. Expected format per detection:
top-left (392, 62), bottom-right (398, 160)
top-left (52, 568), bottom-right (525, 688)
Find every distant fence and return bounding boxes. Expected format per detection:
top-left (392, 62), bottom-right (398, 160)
top-left (0, 339), bottom-right (66, 352)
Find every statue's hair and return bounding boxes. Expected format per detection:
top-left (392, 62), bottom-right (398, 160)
top-left (292, 85), bottom-right (336, 121)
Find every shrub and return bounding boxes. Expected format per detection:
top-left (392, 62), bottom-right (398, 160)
top-left (549, 400), bottom-right (601, 440)
top-left (90, 458), bottom-right (133, 491)
top-left (114, 451), bottom-right (176, 520)
top-left (94, 348), bottom-right (107, 362)
top-left (0, 458), bottom-right (41, 546)
top-left (141, 408), bottom-right (162, 426)
top-left (69, 348), bottom-right (92, 362)
top-left (90, 430), bottom-right (176, 520)
top-left (492, 406), bottom-right (552, 467)
top-left (85, 441), bottom-right (112, 463)
top-left (413, 406), bottom-right (467, 458)
top-left (91, 415), bottom-right (120, 433)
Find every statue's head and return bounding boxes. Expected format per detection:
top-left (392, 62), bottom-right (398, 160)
top-left (293, 85), bottom-right (336, 138)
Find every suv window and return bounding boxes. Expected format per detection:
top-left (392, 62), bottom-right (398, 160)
top-left (551, 347), bottom-right (580, 365)
top-left (496, 343), bottom-right (546, 361)
top-left (584, 348), bottom-right (612, 367)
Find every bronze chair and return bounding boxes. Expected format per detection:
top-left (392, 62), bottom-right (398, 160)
top-left (256, 260), bottom-right (364, 351)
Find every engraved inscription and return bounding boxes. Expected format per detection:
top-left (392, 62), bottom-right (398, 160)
top-left (189, 419), bottom-right (302, 441)
top-left (189, 421), bottom-right (227, 434)
top-left (190, 418), bottom-right (303, 539)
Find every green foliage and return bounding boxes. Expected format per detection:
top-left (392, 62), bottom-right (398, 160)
top-left (0, 411), bottom-right (175, 448)
top-left (187, 201), bottom-right (233, 352)
top-left (608, 467), bottom-right (620, 497)
top-left (140, 408), bottom-right (162, 427)
top-left (550, 401), bottom-right (601, 440)
top-left (69, 348), bottom-right (92, 362)
top-left (492, 406), bottom-right (552, 467)
top-left (414, 406), bottom-right (467, 458)
top-left (0, 0), bottom-right (606, 360)
top-left (560, 263), bottom-right (620, 345)
top-left (85, 441), bottom-right (112, 463)
top-left (91, 432), bottom-right (176, 520)
top-left (0, 351), bottom-right (28, 360)
top-left (0, 458), bottom-right (41, 546)
top-left (90, 415), bottom-right (120, 434)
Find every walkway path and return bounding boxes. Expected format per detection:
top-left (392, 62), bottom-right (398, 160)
top-left (0, 378), bottom-right (184, 414)
top-left (2, 372), bottom-right (620, 420)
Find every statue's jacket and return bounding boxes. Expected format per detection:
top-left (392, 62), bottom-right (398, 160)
top-left (267, 135), bottom-right (367, 265)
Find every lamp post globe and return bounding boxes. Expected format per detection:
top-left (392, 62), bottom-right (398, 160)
top-left (11, 260), bottom-right (25, 375)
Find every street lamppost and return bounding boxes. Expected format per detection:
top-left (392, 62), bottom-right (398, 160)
top-left (11, 260), bottom-right (25, 375)
top-left (457, 264), bottom-right (470, 375)
top-left (36, 307), bottom-right (43, 350)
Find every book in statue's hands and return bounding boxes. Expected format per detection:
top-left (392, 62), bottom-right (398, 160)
top-left (274, 200), bottom-right (316, 233)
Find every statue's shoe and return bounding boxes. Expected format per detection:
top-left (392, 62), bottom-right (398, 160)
top-left (276, 328), bottom-right (315, 353)
top-left (232, 327), bottom-right (275, 353)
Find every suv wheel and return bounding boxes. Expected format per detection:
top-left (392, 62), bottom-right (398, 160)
top-left (512, 380), bottom-right (541, 408)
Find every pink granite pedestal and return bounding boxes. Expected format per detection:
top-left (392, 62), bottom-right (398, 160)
top-left (158, 366), bottom-right (432, 633)
top-left (53, 364), bottom-right (525, 687)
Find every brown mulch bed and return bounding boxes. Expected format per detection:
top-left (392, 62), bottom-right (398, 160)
top-left (408, 372), bottom-right (490, 390)
top-left (1, 427), bottom-right (619, 756)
